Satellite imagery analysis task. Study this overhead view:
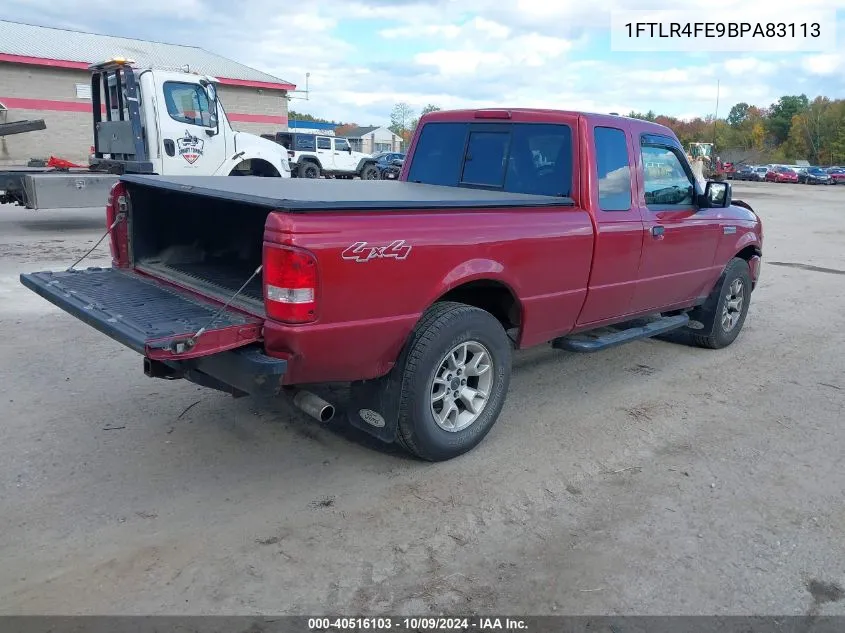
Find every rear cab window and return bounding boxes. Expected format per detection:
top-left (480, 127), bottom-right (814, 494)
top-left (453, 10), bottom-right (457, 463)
top-left (407, 121), bottom-right (573, 197)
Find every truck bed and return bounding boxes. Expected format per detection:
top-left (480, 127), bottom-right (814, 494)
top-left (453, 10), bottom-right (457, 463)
top-left (120, 174), bottom-right (575, 211)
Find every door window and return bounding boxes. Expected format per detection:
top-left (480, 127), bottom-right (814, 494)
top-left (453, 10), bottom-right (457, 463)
top-left (163, 81), bottom-right (216, 128)
top-left (317, 137), bottom-right (332, 150)
top-left (640, 145), bottom-right (695, 206)
top-left (334, 138), bottom-right (350, 151)
top-left (594, 127), bottom-right (631, 211)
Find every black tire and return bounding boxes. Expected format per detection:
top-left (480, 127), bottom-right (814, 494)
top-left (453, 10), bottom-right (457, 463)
top-left (360, 164), bottom-right (379, 180)
top-left (300, 162), bottom-right (320, 179)
top-left (688, 257), bottom-right (753, 349)
top-left (395, 302), bottom-right (513, 461)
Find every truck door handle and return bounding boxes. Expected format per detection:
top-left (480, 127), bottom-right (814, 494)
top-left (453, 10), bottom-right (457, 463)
top-left (651, 226), bottom-right (665, 238)
top-left (163, 139), bottom-right (175, 157)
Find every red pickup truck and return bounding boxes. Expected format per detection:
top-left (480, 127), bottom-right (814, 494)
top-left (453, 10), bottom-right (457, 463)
top-left (21, 109), bottom-right (763, 461)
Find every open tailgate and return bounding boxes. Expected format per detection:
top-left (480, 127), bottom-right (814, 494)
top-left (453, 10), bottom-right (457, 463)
top-left (20, 267), bottom-right (263, 361)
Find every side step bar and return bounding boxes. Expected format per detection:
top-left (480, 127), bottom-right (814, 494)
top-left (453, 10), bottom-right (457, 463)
top-left (552, 313), bottom-right (690, 353)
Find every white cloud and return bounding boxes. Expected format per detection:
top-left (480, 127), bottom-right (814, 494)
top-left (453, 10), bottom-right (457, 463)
top-left (470, 17), bottom-right (511, 39)
top-left (801, 54), bottom-right (842, 76)
top-left (379, 24), bottom-right (463, 39)
top-left (1, 0), bottom-right (843, 128)
top-left (723, 57), bottom-right (779, 76)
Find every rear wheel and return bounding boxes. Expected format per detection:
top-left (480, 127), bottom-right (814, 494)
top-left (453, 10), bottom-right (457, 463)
top-left (395, 302), bottom-right (513, 461)
top-left (300, 162), bottom-right (321, 179)
top-left (689, 257), bottom-right (752, 349)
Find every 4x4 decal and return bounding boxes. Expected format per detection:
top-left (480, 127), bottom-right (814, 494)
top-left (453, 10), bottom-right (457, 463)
top-left (341, 240), bottom-right (412, 263)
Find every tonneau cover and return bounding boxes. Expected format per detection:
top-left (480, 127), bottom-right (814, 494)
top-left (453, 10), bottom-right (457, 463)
top-left (119, 175), bottom-right (575, 211)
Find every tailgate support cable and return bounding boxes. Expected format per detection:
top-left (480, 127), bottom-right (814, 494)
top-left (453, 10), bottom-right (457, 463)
top-left (181, 264), bottom-right (264, 352)
top-left (66, 213), bottom-right (125, 271)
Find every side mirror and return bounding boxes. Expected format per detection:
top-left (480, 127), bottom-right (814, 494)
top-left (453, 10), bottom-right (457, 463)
top-left (701, 180), bottom-right (731, 208)
top-left (203, 83), bottom-right (219, 136)
top-left (347, 146), bottom-right (352, 153)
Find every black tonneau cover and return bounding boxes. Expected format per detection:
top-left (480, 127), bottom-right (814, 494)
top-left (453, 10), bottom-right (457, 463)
top-left (120, 175), bottom-right (575, 211)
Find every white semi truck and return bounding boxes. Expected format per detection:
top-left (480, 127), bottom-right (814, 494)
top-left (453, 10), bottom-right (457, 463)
top-left (0, 57), bottom-right (291, 209)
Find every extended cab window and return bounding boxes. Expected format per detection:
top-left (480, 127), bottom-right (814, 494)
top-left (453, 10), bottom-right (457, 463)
top-left (594, 127), bottom-right (631, 211)
top-left (640, 144), bottom-right (694, 206)
top-left (317, 137), bottom-right (332, 150)
top-left (163, 82), bottom-right (215, 128)
top-left (407, 122), bottom-right (572, 197)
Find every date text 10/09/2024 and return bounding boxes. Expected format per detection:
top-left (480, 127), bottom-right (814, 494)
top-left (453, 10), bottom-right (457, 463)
top-left (308, 617), bottom-right (528, 631)
top-left (624, 22), bottom-right (821, 38)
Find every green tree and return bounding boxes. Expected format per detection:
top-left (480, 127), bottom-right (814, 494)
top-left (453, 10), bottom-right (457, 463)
top-left (727, 103), bottom-right (750, 127)
top-left (288, 110), bottom-right (337, 124)
top-left (389, 102), bottom-right (416, 136)
top-left (628, 110), bottom-right (657, 122)
top-left (766, 95), bottom-right (809, 144)
top-left (410, 104), bottom-right (441, 131)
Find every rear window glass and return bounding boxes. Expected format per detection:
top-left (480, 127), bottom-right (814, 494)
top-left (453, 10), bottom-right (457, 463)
top-left (462, 131), bottom-right (509, 186)
top-left (407, 122), bottom-right (572, 197)
top-left (293, 135), bottom-right (316, 151)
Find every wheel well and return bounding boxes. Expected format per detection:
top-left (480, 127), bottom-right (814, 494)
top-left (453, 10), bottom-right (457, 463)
top-left (230, 159), bottom-right (280, 177)
top-left (735, 244), bottom-right (761, 261)
top-left (438, 280), bottom-right (521, 333)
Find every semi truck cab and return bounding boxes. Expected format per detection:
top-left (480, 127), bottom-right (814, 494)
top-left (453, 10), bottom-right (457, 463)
top-left (90, 58), bottom-right (292, 178)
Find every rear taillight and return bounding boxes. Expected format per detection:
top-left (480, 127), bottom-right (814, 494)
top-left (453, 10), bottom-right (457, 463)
top-left (106, 181), bottom-right (129, 267)
top-left (263, 244), bottom-right (318, 323)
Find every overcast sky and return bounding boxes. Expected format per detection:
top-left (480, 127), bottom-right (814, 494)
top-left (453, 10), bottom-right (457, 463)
top-left (2, 0), bottom-right (843, 126)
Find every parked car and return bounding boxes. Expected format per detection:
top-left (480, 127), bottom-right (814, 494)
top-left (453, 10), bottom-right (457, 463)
top-left (825, 167), bottom-right (845, 184)
top-left (747, 166), bottom-right (769, 181)
top-left (20, 108), bottom-right (762, 462)
top-left (262, 132), bottom-right (379, 180)
top-left (373, 152), bottom-right (405, 179)
top-left (798, 167), bottom-right (833, 185)
top-left (765, 166), bottom-right (799, 183)
top-left (382, 157), bottom-right (404, 180)
top-left (732, 165), bottom-right (755, 181)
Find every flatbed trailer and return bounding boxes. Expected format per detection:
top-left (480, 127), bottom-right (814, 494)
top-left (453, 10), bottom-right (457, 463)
top-left (0, 166), bottom-right (118, 209)
top-left (0, 117), bottom-right (118, 209)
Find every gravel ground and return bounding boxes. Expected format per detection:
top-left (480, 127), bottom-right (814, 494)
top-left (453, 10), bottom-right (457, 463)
top-left (0, 181), bottom-right (843, 616)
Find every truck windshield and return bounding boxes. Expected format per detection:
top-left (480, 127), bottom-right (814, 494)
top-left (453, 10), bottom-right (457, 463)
top-left (407, 122), bottom-right (573, 197)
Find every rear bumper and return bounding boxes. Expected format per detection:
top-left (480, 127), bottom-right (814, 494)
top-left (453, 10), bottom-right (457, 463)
top-left (147, 346), bottom-right (288, 397)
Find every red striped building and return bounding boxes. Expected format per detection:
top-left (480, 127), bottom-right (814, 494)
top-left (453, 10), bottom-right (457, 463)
top-left (0, 20), bottom-right (294, 164)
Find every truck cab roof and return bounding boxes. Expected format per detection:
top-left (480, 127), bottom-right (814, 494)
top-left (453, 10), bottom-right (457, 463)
top-left (421, 108), bottom-right (678, 139)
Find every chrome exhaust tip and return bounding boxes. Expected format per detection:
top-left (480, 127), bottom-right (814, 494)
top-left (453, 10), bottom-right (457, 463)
top-left (292, 389), bottom-right (335, 423)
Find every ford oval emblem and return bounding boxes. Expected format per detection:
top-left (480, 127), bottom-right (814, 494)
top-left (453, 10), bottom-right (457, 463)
top-left (359, 408), bottom-right (385, 428)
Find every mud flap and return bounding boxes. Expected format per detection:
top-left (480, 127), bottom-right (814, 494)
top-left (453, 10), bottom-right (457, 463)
top-left (347, 365), bottom-right (404, 443)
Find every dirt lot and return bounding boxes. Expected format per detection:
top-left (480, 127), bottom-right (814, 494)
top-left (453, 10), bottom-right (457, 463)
top-left (1, 181), bottom-right (844, 616)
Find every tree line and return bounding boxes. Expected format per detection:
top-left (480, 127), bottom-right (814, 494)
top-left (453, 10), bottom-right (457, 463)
top-left (629, 94), bottom-right (845, 166)
top-left (295, 94), bottom-right (845, 166)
